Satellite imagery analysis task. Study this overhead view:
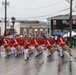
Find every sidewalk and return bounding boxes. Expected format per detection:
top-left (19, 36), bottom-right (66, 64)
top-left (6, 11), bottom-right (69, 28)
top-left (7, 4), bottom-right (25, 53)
top-left (0, 46), bottom-right (5, 58)
top-left (70, 48), bottom-right (76, 58)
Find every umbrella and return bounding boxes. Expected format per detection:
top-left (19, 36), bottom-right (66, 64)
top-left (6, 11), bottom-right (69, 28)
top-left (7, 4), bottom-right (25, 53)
top-left (52, 31), bottom-right (65, 36)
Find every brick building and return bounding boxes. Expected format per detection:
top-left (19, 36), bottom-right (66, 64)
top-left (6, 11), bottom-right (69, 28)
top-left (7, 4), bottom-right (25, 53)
top-left (0, 20), bottom-right (47, 36)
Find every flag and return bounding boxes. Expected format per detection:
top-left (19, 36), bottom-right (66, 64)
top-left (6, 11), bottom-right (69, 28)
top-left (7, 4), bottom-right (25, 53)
top-left (7, 20), bottom-right (10, 27)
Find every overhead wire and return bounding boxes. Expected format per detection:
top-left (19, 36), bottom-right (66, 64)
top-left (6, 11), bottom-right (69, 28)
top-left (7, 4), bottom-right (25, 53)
top-left (8, 0), bottom-right (66, 10)
top-left (0, 7), bottom-right (5, 13)
top-left (8, 7), bottom-right (69, 20)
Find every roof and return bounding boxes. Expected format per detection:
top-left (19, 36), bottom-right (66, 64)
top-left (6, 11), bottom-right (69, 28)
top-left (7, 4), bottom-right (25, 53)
top-left (47, 14), bottom-right (76, 20)
top-left (16, 20), bottom-right (46, 24)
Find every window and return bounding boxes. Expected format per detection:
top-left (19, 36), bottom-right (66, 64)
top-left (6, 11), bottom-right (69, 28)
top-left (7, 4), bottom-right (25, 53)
top-left (66, 21), bottom-right (69, 25)
top-left (29, 29), bottom-right (32, 34)
top-left (53, 20), bottom-right (56, 25)
top-left (24, 29), bottom-right (27, 35)
top-left (73, 20), bottom-right (76, 24)
top-left (63, 20), bottom-right (66, 24)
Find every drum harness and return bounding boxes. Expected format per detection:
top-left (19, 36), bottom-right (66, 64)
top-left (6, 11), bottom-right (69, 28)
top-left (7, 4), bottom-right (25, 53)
top-left (4, 39), bottom-right (8, 46)
top-left (47, 40), bottom-right (51, 47)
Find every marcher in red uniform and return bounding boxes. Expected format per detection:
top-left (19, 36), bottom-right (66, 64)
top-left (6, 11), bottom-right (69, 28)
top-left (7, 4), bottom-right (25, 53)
top-left (24, 38), bottom-right (31, 61)
top-left (2, 38), bottom-right (11, 57)
top-left (0, 36), bottom-right (4, 57)
top-left (9, 38), bottom-right (15, 54)
top-left (29, 37), bottom-right (36, 54)
top-left (33, 37), bottom-right (43, 57)
top-left (57, 36), bottom-right (66, 46)
top-left (45, 36), bottom-right (55, 57)
top-left (57, 35), bottom-right (66, 58)
top-left (19, 36), bottom-right (24, 54)
top-left (13, 37), bottom-right (20, 57)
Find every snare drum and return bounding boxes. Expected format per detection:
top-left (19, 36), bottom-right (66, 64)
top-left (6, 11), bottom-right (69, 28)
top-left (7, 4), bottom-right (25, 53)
top-left (49, 47), bottom-right (55, 54)
top-left (62, 44), bottom-right (69, 51)
top-left (36, 45), bottom-right (42, 52)
top-left (16, 45), bottom-right (21, 51)
top-left (5, 46), bottom-right (11, 52)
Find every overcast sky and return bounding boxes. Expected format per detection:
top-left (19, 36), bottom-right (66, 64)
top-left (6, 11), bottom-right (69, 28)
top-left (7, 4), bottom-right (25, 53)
top-left (0, 0), bottom-right (76, 22)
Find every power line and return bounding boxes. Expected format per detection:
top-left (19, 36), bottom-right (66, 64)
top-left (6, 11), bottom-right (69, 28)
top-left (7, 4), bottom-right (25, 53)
top-left (8, 0), bottom-right (65, 10)
top-left (0, 7), bottom-right (5, 13)
top-left (6, 7), bottom-right (69, 20)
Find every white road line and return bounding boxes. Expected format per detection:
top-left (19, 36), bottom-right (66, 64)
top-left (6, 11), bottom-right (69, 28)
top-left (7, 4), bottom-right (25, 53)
top-left (66, 52), bottom-right (76, 67)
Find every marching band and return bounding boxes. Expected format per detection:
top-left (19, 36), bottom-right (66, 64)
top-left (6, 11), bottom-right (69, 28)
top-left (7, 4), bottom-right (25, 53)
top-left (1, 35), bottom-right (69, 60)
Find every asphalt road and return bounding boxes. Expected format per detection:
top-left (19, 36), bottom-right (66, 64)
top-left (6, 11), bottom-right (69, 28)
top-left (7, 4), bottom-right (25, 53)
top-left (0, 51), bottom-right (76, 75)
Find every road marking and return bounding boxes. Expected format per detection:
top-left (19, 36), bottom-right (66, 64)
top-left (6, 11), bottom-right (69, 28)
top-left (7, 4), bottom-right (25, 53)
top-left (2, 55), bottom-right (34, 75)
top-left (66, 52), bottom-right (76, 67)
top-left (6, 61), bottom-right (26, 75)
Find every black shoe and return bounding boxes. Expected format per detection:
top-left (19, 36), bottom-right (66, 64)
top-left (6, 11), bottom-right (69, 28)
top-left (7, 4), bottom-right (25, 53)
top-left (40, 52), bottom-right (43, 55)
top-left (7, 55), bottom-right (9, 57)
top-left (47, 55), bottom-right (51, 57)
top-left (35, 55), bottom-right (39, 57)
top-left (27, 57), bottom-right (29, 60)
top-left (25, 59), bottom-right (27, 61)
top-left (61, 55), bottom-right (64, 58)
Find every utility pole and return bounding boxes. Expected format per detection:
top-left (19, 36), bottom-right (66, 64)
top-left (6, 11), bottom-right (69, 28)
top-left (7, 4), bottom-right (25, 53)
top-left (5, 0), bottom-right (7, 36)
top-left (69, 0), bottom-right (72, 42)
top-left (2, 0), bottom-right (9, 36)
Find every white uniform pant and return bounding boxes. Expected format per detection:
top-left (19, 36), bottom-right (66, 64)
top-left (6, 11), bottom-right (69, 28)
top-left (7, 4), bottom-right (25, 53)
top-left (57, 45), bottom-right (64, 57)
top-left (30, 46), bottom-right (35, 54)
top-left (24, 49), bottom-right (29, 60)
top-left (20, 46), bottom-right (24, 54)
top-left (13, 47), bottom-right (20, 56)
top-left (47, 48), bottom-right (51, 56)
top-left (4, 49), bottom-right (11, 57)
top-left (34, 47), bottom-right (43, 56)
top-left (11, 47), bottom-right (15, 54)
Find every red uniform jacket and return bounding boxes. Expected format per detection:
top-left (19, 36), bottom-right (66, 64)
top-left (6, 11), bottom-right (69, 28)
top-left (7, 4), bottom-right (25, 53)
top-left (2, 39), bottom-right (9, 48)
top-left (57, 37), bottom-right (66, 46)
top-left (13, 38), bottom-right (19, 47)
top-left (45, 38), bottom-right (54, 49)
top-left (9, 39), bottom-right (14, 47)
top-left (34, 38), bottom-right (39, 47)
top-left (19, 38), bottom-right (24, 46)
top-left (45, 40), bottom-right (52, 49)
top-left (24, 43), bottom-right (30, 49)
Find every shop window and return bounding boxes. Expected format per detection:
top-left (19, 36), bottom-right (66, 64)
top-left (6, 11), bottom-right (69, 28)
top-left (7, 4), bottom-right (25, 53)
top-left (53, 20), bottom-right (56, 25)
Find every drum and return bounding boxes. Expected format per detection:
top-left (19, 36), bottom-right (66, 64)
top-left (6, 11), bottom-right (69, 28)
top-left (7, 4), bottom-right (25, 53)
top-left (5, 46), bottom-right (11, 52)
top-left (36, 45), bottom-right (42, 52)
top-left (49, 47), bottom-right (55, 54)
top-left (16, 45), bottom-right (21, 51)
top-left (62, 44), bottom-right (69, 51)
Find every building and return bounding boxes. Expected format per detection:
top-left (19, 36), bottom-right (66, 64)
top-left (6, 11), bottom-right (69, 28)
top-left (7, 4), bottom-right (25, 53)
top-left (47, 15), bottom-right (76, 34)
top-left (20, 20), bottom-right (47, 36)
top-left (0, 20), bottom-right (47, 36)
top-left (0, 21), bottom-right (20, 36)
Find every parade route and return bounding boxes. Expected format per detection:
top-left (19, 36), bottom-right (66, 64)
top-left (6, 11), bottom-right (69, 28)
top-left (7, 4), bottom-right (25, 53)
top-left (0, 50), bottom-right (76, 75)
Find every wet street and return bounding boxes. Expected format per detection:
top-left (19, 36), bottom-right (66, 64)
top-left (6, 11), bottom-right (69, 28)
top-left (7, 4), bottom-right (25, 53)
top-left (0, 51), bottom-right (76, 75)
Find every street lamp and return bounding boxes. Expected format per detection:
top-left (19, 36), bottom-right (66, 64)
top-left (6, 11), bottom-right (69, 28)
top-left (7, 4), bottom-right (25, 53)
top-left (11, 17), bottom-right (16, 37)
